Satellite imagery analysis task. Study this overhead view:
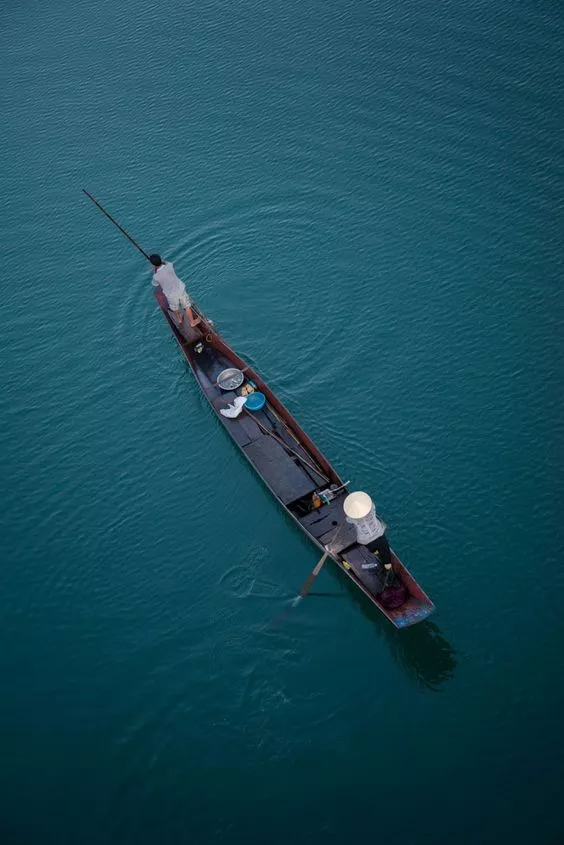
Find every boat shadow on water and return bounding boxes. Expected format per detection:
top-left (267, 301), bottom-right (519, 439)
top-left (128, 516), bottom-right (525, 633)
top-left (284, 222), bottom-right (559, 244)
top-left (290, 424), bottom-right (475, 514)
top-left (334, 570), bottom-right (458, 691)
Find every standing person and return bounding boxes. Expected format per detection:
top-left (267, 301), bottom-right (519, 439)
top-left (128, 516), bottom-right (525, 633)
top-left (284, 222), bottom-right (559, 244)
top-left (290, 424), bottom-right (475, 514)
top-left (150, 254), bottom-right (200, 328)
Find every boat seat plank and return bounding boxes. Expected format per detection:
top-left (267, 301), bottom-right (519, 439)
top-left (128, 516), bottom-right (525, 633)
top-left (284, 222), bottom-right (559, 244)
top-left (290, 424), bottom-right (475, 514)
top-left (270, 428), bottom-right (327, 483)
top-left (306, 512), bottom-right (346, 540)
top-left (251, 408), bottom-right (273, 430)
top-left (171, 316), bottom-right (203, 344)
top-left (212, 390), bottom-right (237, 409)
top-left (238, 414), bottom-right (263, 442)
top-left (300, 494), bottom-right (347, 527)
top-left (220, 418), bottom-right (253, 448)
top-left (193, 363), bottom-right (215, 391)
top-left (259, 407), bottom-right (328, 485)
top-left (341, 545), bottom-right (387, 596)
top-left (242, 435), bottom-right (318, 504)
top-left (318, 521), bottom-right (357, 553)
top-left (211, 392), bottom-right (263, 447)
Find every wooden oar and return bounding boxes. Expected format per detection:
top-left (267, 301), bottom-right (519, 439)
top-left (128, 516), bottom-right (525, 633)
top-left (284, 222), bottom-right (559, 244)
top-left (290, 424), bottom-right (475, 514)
top-left (269, 548), bottom-right (332, 628)
top-left (292, 551), bottom-right (330, 606)
top-left (290, 514), bottom-right (353, 608)
top-left (269, 516), bottom-right (351, 627)
top-left (82, 189), bottom-right (152, 262)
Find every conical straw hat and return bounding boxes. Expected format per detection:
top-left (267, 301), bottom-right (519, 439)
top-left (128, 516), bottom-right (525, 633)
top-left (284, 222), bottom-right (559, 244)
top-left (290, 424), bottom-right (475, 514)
top-left (343, 491), bottom-right (373, 520)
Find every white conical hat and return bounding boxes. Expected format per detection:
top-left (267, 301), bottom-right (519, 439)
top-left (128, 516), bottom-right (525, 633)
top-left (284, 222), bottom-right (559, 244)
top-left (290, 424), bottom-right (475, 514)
top-left (343, 491), bottom-right (373, 520)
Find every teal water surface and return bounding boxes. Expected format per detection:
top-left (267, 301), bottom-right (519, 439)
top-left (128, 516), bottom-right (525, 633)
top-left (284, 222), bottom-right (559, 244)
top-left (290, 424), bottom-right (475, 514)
top-left (1, 1), bottom-right (563, 843)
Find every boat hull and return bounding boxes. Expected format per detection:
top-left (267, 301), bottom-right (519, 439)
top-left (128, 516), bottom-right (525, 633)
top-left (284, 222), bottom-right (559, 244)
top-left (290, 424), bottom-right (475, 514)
top-left (154, 290), bottom-right (435, 628)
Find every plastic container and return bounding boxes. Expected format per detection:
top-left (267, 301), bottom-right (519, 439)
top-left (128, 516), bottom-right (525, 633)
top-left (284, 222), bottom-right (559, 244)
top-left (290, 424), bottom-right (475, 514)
top-left (245, 391), bottom-right (266, 411)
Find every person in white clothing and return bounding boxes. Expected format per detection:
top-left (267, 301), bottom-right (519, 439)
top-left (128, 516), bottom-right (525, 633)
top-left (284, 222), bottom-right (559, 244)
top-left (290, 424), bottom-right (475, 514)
top-left (150, 254), bottom-right (201, 328)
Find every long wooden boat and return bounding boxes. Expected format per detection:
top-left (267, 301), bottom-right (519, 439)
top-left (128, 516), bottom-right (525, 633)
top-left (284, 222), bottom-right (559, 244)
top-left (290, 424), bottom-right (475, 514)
top-left (155, 289), bottom-right (435, 628)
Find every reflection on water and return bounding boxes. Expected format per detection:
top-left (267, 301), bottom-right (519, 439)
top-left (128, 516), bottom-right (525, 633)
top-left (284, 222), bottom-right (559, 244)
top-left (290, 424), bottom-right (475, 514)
top-left (268, 506), bottom-right (457, 690)
top-left (386, 619), bottom-right (458, 691)
top-left (337, 569), bottom-right (458, 691)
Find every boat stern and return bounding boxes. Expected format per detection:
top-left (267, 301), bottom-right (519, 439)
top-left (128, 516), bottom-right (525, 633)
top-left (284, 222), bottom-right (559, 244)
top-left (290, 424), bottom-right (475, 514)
top-left (390, 598), bottom-right (435, 629)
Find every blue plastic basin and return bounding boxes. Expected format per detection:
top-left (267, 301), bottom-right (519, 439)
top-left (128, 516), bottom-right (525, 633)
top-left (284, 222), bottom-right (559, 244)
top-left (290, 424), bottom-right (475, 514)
top-left (245, 391), bottom-right (266, 411)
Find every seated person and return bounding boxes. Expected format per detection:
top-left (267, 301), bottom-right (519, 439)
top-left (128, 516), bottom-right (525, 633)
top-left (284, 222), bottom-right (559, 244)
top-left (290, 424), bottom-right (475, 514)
top-left (368, 529), bottom-right (407, 608)
top-left (367, 525), bottom-right (392, 571)
top-left (343, 491), bottom-right (407, 608)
